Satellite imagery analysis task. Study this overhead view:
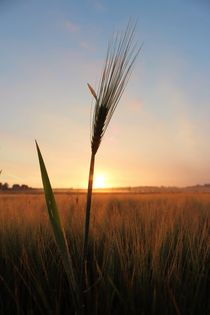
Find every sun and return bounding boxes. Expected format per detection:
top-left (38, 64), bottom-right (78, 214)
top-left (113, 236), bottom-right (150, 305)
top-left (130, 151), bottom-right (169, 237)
top-left (93, 174), bottom-right (106, 189)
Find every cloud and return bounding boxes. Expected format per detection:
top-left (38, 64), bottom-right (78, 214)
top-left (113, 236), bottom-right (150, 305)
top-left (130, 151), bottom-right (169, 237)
top-left (80, 41), bottom-right (90, 49)
top-left (64, 20), bottom-right (80, 34)
top-left (128, 99), bottom-right (144, 112)
top-left (89, 0), bottom-right (105, 11)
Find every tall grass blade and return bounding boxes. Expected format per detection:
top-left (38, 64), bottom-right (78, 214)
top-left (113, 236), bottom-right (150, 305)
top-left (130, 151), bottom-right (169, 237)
top-left (35, 141), bottom-right (79, 308)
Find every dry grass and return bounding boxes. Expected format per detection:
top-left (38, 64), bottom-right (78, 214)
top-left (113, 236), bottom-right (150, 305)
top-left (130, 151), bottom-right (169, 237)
top-left (0, 192), bottom-right (210, 314)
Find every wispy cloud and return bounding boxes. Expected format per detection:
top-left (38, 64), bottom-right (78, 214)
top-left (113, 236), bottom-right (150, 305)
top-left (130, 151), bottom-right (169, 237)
top-left (80, 41), bottom-right (90, 49)
top-left (79, 40), bottom-right (96, 52)
top-left (128, 99), bottom-right (144, 112)
top-left (64, 20), bottom-right (80, 33)
top-left (89, 0), bottom-right (105, 11)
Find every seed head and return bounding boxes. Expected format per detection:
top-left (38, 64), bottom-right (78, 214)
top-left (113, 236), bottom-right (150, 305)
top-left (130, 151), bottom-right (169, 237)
top-left (90, 22), bottom-right (140, 155)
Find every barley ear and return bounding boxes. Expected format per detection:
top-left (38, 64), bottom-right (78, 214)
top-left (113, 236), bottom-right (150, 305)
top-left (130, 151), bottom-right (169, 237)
top-left (91, 22), bottom-right (141, 155)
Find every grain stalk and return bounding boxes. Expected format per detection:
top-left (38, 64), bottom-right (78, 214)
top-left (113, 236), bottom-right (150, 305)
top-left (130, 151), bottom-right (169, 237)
top-left (80, 22), bottom-right (140, 309)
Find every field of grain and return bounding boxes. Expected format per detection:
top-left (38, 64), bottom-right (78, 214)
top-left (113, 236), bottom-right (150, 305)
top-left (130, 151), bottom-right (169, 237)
top-left (0, 192), bottom-right (209, 314)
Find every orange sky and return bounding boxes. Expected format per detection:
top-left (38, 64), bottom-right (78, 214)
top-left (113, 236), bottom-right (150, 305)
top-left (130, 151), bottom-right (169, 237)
top-left (1, 1), bottom-right (210, 188)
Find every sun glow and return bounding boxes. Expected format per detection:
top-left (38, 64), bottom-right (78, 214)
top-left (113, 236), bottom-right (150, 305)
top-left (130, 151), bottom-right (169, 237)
top-left (93, 174), bottom-right (106, 189)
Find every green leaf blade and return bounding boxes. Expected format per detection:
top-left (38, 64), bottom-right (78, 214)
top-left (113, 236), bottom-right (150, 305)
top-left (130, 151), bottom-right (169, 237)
top-left (35, 141), bottom-right (78, 300)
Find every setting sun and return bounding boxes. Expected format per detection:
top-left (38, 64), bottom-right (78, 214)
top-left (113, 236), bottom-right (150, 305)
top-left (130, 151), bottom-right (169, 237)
top-left (93, 174), bottom-right (106, 189)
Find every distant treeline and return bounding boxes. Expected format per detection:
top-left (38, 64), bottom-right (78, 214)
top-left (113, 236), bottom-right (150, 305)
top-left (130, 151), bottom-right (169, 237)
top-left (0, 183), bottom-right (32, 191)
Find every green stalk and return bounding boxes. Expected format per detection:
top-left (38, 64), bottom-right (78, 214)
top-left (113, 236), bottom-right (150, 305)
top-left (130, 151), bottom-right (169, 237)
top-left (80, 152), bottom-right (95, 311)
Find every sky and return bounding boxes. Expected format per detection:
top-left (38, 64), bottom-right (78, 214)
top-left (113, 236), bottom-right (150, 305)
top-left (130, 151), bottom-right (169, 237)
top-left (1, 0), bottom-right (210, 188)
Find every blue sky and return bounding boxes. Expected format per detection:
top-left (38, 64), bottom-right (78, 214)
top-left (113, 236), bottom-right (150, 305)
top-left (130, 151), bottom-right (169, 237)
top-left (1, 0), bottom-right (210, 187)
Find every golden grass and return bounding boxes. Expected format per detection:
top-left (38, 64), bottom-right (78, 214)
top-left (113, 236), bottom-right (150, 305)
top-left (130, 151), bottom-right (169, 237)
top-left (0, 192), bottom-right (209, 314)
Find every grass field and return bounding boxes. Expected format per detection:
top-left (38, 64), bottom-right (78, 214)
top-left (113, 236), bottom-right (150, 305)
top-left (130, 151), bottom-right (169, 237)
top-left (0, 192), bottom-right (209, 314)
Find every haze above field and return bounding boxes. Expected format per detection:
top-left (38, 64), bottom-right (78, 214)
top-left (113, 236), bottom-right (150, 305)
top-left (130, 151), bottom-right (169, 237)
top-left (1, 0), bottom-right (210, 188)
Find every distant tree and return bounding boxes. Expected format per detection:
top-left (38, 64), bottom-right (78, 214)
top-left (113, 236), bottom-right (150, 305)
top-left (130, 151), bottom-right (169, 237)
top-left (12, 184), bottom-right (21, 191)
top-left (21, 184), bottom-right (29, 190)
top-left (2, 183), bottom-right (9, 190)
top-left (204, 183), bottom-right (210, 187)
